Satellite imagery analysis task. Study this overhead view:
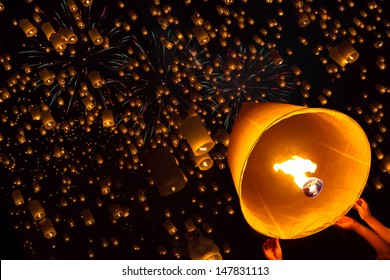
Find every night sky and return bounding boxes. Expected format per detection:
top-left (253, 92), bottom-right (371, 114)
top-left (0, 0), bottom-right (389, 260)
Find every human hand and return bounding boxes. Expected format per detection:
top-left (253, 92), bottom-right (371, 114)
top-left (354, 198), bottom-right (372, 221)
top-left (262, 238), bottom-right (282, 260)
top-left (334, 216), bottom-right (357, 231)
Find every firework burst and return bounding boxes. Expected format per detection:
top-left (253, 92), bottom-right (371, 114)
top-left (18, 0), bottom-right (133, 116)
top-left (121, 28), bottom-right (209, 143)
top-left (202, 46), bottom-right (295, 130)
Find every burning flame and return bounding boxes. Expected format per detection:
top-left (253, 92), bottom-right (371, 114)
top-left (273, 156), bottom-right (317, 189)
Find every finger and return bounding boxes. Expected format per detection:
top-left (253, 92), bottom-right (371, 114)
top-left (354, 201), bottom-right (362, 210)
top-left (274, 238), bottom-right (281, 249)
top-left (334, 221), bottom-right (341, 228)
top-left (355, 200), bottom-right (361, 207)
top-left (262, 239), bottom-right (270, 250)
top-left (269, 238), bottom-right (276, 248)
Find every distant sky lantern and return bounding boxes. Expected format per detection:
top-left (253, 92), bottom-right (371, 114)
top-left (102, 109), bottom-right (115, 127)
top-left (40, 110), bottom-right (56, 130)
top-left (50, 33), bottom-right (67, 52)
top-left (82, 97), bottom-right (94, 110)
top-left (144, 146), bottom-right (187, 196)
top-left (163, 219), bottom-right (177, 235)
top-left (297, 11), bottom-right (310, 27)
top-left (67, 0), bottom-right (78, 12)
top-left (19, 18), bottom-right (37, 37)
top-left (227, 103), bottom-right (371, 239)
top-left (29, 105), bottom-right (41, 120)
top-left (187, 236), bottom-right (222, 260)
top-left (81, 0), bottom-right (93, 7)
top-left (191, 152), bottom-right (214, 171)
top-left (270, 49), bottom-right (283, 65)
top-left (41, 22), bottom-right (55, 40)
top-left (38, 68), bottom-right (55, 85)
top-left (38, 218), bottom-right (56, 239)
top-left (88, 70), bottom-right (104, 88)
top-left (329, 40), bottom-right (359, 67)
top-left (81, 209), bottom-right (95, 226)
top-left (180, 115), bottom-right (215, 156)
top-left (58, 27), bottom-right (78, 44)
top-left (12, 190), bottom-right (24, 206)
top-left (28, 200), bottom-right (46, 221)
top-left (88, 27), bottom-right (103, 45)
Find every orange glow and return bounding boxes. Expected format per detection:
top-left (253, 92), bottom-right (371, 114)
top-left (274, 156), bottom-right (317, 189)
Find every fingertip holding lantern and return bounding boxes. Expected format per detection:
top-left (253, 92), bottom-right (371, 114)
top-left (227, 102), bottom-right (371, 239)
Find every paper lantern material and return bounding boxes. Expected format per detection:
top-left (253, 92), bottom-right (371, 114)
top-left (227, 103), bottom-right (371, 239)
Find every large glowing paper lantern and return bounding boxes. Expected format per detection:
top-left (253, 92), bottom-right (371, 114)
top-left (227, 103), bottom-right (370, 239)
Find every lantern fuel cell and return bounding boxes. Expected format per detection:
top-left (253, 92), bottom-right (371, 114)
top-left (227, 103), bottom-right (371, 239)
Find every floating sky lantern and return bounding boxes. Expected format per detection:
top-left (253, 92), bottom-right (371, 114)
top-left (187, 236), bottom-right (222, 260)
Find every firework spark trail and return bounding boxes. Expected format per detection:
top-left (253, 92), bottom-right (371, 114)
top-left (201, 47), bottom-right (295, 129)
top-left (16, 0), bottom-right (135, 117)
top-left (123, 29), bottom-right (209, 140)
